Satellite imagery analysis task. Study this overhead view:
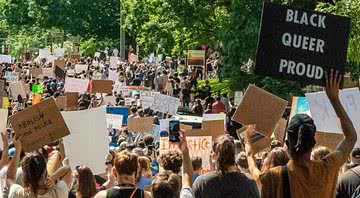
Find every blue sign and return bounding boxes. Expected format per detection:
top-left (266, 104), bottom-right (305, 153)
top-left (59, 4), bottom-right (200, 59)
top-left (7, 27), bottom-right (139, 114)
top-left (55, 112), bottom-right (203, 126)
top-left (106, 107), bottom-right (129, 125)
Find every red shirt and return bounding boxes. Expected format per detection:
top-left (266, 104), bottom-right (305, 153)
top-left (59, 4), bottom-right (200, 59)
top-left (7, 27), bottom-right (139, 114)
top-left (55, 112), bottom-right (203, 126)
top-left (212, 101), bottom-right (225, 113)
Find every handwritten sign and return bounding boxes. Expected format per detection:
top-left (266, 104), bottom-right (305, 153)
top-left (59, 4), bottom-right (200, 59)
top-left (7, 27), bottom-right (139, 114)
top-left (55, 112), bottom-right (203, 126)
top-left (151, 93), bottom-right (180, 115)
top-left (64, 92), bottom-right (79, 110)
top-left (55, 96), bottom-right (67, 111)
top-left (91, 80), bottom-right (113, 94)
top-left (106, 114), bottom-right (123, 130)
top-left (42, 68), bottom-right (54, 78)
top-left (160, 136), bottom-right (212, 172)
top-left (9, 98), bottom-right (70, 152)
top-left (232, 84), bottom-right (288, 137)
top-left (255, 2), bottom-right (350, 85)
top-left (64, 77), bottom-right (89, 94)
top-left (127, 117), bottom-right (153, 133)
top-left (31, 67), bottom-right (43, 77)
top-left (106, 107), bottom-right (129, 125)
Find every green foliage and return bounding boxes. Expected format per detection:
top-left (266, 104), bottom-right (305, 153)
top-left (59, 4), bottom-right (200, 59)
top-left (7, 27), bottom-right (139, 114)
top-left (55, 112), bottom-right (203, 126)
top-left (198, 79), bottom-right (232, 96)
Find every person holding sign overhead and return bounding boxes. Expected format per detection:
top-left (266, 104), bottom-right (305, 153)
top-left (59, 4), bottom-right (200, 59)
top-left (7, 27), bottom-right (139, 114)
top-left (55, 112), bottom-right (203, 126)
top-left (260, 69), bottom-right (357, 198)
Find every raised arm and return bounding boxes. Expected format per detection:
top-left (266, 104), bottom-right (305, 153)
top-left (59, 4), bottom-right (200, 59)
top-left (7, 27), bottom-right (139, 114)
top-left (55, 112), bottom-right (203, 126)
top-left (0, 131), bottom-right (9, 169)
top-left (179, 130), bottom-right (194, 188)
top-left (6, 136), bottom-right (22, 187)
top-left (326, 69), bottom-right (357, 164)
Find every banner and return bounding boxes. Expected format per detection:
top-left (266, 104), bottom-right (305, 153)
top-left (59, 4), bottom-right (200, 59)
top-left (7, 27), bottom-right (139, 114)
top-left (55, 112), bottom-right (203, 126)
top-left (62, 107), bottom-right (108, 174)
top-left (151, 93), bottom-right (180, 115)
top-left (127, 117), bottom-right (153, 133)
top-left (106, 114), bottom-right (123, 130)
top-left (64, 77), bottom-right (89, 94)
top-left (232, 84), bottom-right (288, 137)
top-left (10, 98), bottom-right (70, 152)
top-left (106, 107), bottom-right (129, 125)
top-left (160, 136), bottom-right (212, 173)
top-left (255, 2), bottom-right (350, 85)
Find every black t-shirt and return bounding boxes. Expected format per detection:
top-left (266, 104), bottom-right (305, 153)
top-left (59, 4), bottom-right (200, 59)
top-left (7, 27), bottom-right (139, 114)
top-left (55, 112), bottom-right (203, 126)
top-left (131, 78), bottom-right (142, 86)
top-left (193, 171), bottom-right (260, 198)
top-left (106, 186), bottom-right (144, 198)
top-left (336, 166), bottom-right (360, 198)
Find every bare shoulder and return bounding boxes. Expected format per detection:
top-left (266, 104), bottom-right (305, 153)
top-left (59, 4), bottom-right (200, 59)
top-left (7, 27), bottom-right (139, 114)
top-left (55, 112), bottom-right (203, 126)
top-left (94, 190), bottom-right (107, 198)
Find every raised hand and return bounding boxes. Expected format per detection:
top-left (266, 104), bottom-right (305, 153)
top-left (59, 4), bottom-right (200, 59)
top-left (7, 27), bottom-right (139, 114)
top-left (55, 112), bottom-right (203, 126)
top-left (325, 69), bottom-right (341, 103)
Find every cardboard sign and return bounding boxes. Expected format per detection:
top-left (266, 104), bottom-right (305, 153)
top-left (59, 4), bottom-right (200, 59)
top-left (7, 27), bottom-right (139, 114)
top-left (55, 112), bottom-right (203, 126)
top-left (274, 118), bottom-right (287, 143)
top-left (110, 56), bottom-right (118, 69)
top-left (55, 96), bottom-right (67, 111)
top-left (31, 67), bottom-right (43, 77)
top-left (232, 84), bottom-right (288, 137)
top-left (151, 93), bottom-right (180, 115)
top-left (9, 98), bottom-right (70, 152)
top-left (255, 2), bottom-right (350, 86)
top-left (64, 77), bottom-right (89, 94)
top-left (0, 109), bottom-right (8, 132)
top-left (5, 72), bottom-right (18, 82)
top-left (106, 107), bottom-right (129, 124)
top-left (315, 131), bottom-right (343, 151)
top-left (289, 96), bottom-right (311, 122)
top-left (64, 92), bottom-right (79, 110)
top-left (91, 80), bottom-right (113, 94)
top-left (186, 120), bottom-right (225, 139)
top-left (237, 128), bottom-right (271, 154)
top-left (160, 136), bottom-right (212, 172)
top-left (75, 64), bottom-right (89, 74)
top-left (54, 59), bottom-right (66, 69)
top-left (62, 107), bottom-right (108, 174)
top-left (9, 82), bottom-right (27, 100)
top-left (203, 114), bottom-right (226, 121)
top-left (306, 88), bottom-right (360, 141)
top-left (343, 76), bottom-right (359, 89)
top-left (106, 114), bottom-right (123, 130)
top-left (127, 117), bottom-right (153, 133)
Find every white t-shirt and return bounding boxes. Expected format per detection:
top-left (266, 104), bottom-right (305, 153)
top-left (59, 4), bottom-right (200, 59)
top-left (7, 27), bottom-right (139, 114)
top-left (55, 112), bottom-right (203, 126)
top-left (8, 180), bottom-right (69, 198)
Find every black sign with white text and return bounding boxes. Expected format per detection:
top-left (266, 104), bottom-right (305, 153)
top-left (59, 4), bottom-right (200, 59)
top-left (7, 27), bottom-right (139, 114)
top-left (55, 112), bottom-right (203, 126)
top-left (255, 2), bottom-right (350, 86)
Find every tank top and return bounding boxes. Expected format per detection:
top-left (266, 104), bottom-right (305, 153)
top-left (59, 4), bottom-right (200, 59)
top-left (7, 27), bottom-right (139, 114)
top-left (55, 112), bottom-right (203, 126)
top-left (106, 186), bottom-right (144, 198)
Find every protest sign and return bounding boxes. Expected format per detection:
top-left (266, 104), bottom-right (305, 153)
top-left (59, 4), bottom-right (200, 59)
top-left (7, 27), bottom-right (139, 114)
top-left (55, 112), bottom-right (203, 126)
top-left (106, 107), bottom-right (129, 125)
top-left (289, 96), bottom-right (311, 121)
top-left (91, 80), bottom-right (113, 94)
top-left (110, 56), bottom-right (118, 69)
top-left (64, 92), bottom-right (79, 110)
top-left (186, 120), bottom-right (225, 139)
top-left (53, 48), bottom-right (65, 57)
top-left (108, 70), bottom-right (119, 82)
top-left (159, 119), bottom-right (174, 131)
top-left (106, 114), bottom-right (123, 130)
top-left (32, 84), bottom-right (44, 94)
top-left (0, 97), bottom-right (10, 109)
top-left (55, 66), bottom-right (66, 79)
top-left (54, 59), bottom-right (66, 69)
top-left (75, 64), bottom-right (89, 74)
top-left (9, 82), bottom-right (26, 100)
top-left (55, 96), bottom-right (67, 111)
top-left (0, 109), bottom-right (8, 133)
top-left (151, 93), bottom-right (180, 115)
top-left (10, 98), bottom-right (70, 152)
top-left (42, 68), bottom-right (54, 78)
top-left (103, 96), bottom-right (116, 106)
top-left (255, 2), bottom-right (350, 86)
top-left (5, 72), bottom-right (18, 82)
top-left (274, 118), bottom-right (287, 143)
top-left (62, 107), bottom-right (108, 174)
top-left (343, 76), bottom-right (359, 89)
top-left (152, 125), bottom-right (160, 142)
top-left (23, 84), bottom-right (30, 94)
top-left (315, 131), bottom-right (343, 151)
top-left (38, 48), bottom-right (51, 59)
top-left (64, 77), bottom-right (89, 94)
top-left (237, 128), bottom-right (272, 154)
top-left (127, 117), bottom-right (153, 133)
top-left (203, 113), bottom-right (226, 121)
top-left (306, 88), bottom-right (360, 140)
top-left (31, 67), bottom-right (43, 77)
top-left (160, 136), bottom-right (212, 173)
top-left (0, 54), bottom-right (11, 63)
top-left (234, 91), bottom-right (243, 106)
top-left (124, 98), bottom-right (133, 106)
top-left (232, 84), bottom-right (288, 137)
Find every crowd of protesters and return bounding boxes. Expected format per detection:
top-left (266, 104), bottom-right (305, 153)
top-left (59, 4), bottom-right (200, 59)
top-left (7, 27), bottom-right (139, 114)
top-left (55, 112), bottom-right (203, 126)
top-left (0, 49), bottom-right (359, 198)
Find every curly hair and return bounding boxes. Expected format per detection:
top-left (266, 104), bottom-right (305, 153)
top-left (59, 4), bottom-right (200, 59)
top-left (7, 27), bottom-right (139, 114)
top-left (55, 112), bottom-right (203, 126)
top-left (114, 150), bottom-right (138, 176)
top-left (152, 171), bottom-right (181, 198)
top-left (159, 150), bottom-right (183, 174)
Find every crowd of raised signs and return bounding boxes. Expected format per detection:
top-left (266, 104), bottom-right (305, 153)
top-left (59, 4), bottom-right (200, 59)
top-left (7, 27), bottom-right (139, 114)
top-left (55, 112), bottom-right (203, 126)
top-left (0, 47), bottom-right (359, 198)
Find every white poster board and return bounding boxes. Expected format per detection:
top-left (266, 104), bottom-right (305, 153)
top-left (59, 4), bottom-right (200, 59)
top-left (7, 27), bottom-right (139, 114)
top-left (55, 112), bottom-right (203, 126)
top-left (106, 114), bottom-right (123, 130)
top-left (151, 93), bottom-right (180, 115)
top-left (0, 55), bottom-right (12, 64)
top-left (53, 48), bottom-right (65, 57)
top-left (306, 88), bottom-right (360, 146)
top-left (234, 91), bottom-right (243, 106)
top-left (39, 48), bottom-right (51, 59)
top-left (64, 77), bottom-right (89, 94)
top-left (110, 56), bottom-right (118, 69)
top-left (75, 64), bottom-right (89, 74)
top-left (62, 107), bottom-right (108, 174)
